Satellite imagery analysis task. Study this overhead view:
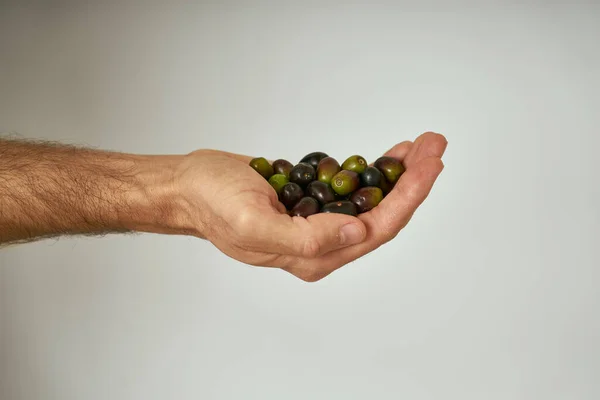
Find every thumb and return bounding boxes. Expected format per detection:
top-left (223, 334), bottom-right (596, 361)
top-left (251, 212), bottom-right (367, 259)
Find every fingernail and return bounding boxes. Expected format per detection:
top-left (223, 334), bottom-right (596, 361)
top-left (340, 224), bottom-right (365, 245)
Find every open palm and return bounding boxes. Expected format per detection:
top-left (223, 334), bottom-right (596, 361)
top-left (177, 132), bottom-right (447, 281)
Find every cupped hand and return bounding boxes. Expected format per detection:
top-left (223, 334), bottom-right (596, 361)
top-left (175, 132), bottom-right (447, 281)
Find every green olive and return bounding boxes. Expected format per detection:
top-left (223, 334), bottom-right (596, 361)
top-left (268, 174), bottom-right (289, 195)
top-left (341, 155), bottom-right (367, 174)
top-left (249, 157), bottom-right (274, 179)
top-left (330, 170), bottom-right (360, 196)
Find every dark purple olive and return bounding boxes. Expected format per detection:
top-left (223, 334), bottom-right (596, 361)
top-left (380, 177), bottom-right (394, 196)
top-left (300, 152), bottom-right (329, 170)
top-left (272, 159), bottom-right (294, 177)
top-left (279, 182), bottom-right (304, 210)
top-left (374, 156), bottom-right (405, 184)
top-left (350, 187), bottom-right (384, 213)
top-left (289, 162), bottom-right (316, 187)
top-left (321, 200), bottom-right (358, 216)
top-left (306, 181), bottom-right (336, 205)
top-left (290, 197), bottom-right (320, 218)
top-left (360, 166), bottom-right (384, 188)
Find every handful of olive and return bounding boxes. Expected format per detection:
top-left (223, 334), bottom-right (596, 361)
top-left (249, 152), bottom-right (405, 217)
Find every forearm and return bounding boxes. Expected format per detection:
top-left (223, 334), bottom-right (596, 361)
top-left (0, 138), bottom-right (190, 245)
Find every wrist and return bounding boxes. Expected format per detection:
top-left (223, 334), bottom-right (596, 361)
top-left (124, 154), bottom-right (200, 237)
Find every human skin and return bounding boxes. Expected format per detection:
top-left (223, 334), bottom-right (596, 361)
top-left (0, 132), bottom-right (447, 281)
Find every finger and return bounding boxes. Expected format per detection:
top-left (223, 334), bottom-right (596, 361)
top-left (241, 211), bottom-right (368, 259)
top-left (293, 157), bottom-right (443, 279)
top-left (403, 131), bottom-right (448, 168)
top-left (277, 141), bottom-right (415, 281)
top-left (382, 140), bottom-right (413, 160)
top-left (368, 155), bottom-right (445, 239)
top-left (368, 141), bottom-right (413, 167)
top-left (288, 148), bottom-right (446, 281)
top-left (362, 132), bottom-right (446, 238)
top-left (361, 131), bottom-right (447, 241)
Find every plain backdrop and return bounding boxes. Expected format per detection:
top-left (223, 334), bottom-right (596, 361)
top-left (1, 1), bottom-right (599, 399)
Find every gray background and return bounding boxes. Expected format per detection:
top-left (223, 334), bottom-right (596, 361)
top-left (1, 1), bottom-right (599, 399)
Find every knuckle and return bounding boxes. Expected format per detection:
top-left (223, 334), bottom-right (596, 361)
top-left (378, 218), bottom-right (403, 243)
top-left (232, 209), bottom-right (256, 237)
top-left (377, 211), bottom-right (400, 242)
top-left (382, 229), bottom-right (400, 242)
top-left (403, 183), bottom-right (425, 205)
top-left (300, 235), bottom-right (321, 259)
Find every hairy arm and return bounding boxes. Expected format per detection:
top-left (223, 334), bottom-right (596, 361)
top-left (0, 132), bottom-right (446, 281)
top-left (0, 138), bottom-right (190, 245)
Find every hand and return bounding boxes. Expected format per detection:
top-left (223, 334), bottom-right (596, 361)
top-left (174, 132), bottom-right (447, 281)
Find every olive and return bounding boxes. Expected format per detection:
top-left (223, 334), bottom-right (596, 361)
top-left (350, 187), bottom-right (384, 213)
top-left (300, 152), bottom-right (329, 170)
top-left (290, 197), bottom-right (320, 218)
top-left (272, 159), bottom-right (294, 177)
top-left (380, 177), bottom-right (394, 196)
top-left (317, 157), bottom-right (341, 185)
top-left (306, 181), bottom-right (336, 205)
top-left (249, 157), bottom-right (274, 180)
top-left (330, 170), bottom-right (359, 196)
top-left (321, 200), bottom-right (358, 216)
top-left (289, 162), bottom-right (316, 187)
top-left (279, 182), bottom-right (304, 209)
top-left (374, 156), bottom-right (405, 184)
top-left (360, 166), bottom-right (383, 188)
top-left (341, 155), bottom-right (367, 174)
top-left (268, 174), bottom-right (289, 195)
